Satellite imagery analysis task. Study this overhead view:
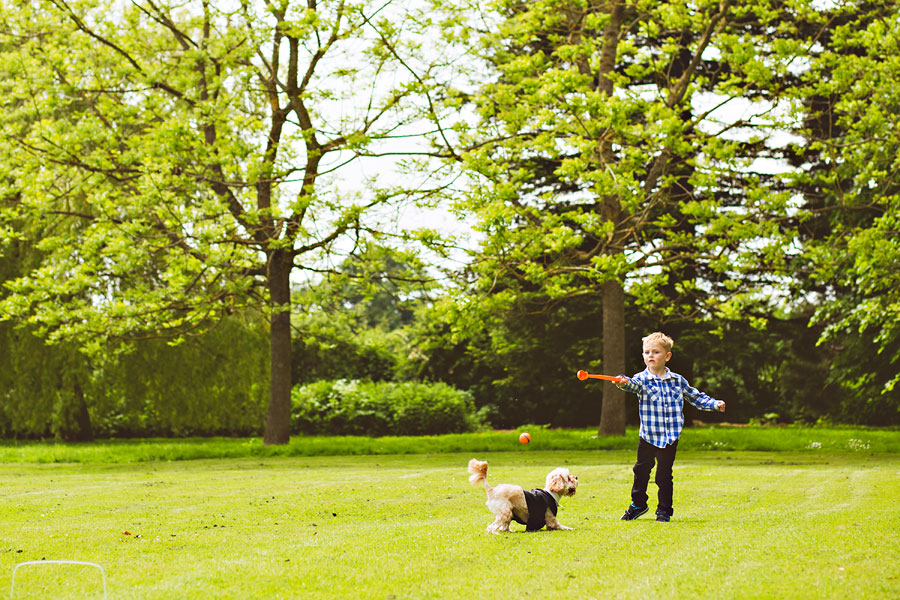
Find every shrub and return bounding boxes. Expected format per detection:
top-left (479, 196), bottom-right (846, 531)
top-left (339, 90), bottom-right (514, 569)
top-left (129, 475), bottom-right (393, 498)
top-left (290, 380), bottom-right (483, 436)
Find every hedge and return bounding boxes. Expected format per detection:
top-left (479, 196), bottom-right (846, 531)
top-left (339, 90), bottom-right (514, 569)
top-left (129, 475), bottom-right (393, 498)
top-left (290, 380), bottom-right (484, 436)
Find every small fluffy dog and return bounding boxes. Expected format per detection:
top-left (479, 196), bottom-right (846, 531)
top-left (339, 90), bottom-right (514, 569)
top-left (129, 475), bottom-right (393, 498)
top-left (467, 458), bottom-right (578, 533)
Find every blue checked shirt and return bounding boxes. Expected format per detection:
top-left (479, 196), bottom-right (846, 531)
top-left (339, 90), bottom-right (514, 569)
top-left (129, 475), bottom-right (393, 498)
top-left (617, 367), bottom-right (720, 448)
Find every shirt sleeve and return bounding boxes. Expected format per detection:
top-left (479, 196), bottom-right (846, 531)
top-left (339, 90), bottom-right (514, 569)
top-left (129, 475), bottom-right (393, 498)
top-left (616, 376), bottom-right (642, 396)
top-left (681, 377), bottom-right (719, 411)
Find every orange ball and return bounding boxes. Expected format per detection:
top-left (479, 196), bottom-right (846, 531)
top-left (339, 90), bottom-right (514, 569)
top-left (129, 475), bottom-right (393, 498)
top-left (519, 432), bottom-right (531, 444)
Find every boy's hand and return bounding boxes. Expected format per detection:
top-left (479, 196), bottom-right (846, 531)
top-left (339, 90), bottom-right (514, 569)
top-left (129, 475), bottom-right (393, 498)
top-left (614, 376), bottom-right (628, 385)
top-left (715, 401), bottom-right (726, 412)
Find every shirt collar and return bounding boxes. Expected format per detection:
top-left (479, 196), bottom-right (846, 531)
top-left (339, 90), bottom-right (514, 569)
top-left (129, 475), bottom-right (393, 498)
top-left (547, 489), bottom-right (561, 506)
top-left (643, 366), bottom-right (674, 380)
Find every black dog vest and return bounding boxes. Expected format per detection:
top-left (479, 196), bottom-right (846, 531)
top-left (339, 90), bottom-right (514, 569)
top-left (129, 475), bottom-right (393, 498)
top-left (512, 489), bottom-right (558, 531)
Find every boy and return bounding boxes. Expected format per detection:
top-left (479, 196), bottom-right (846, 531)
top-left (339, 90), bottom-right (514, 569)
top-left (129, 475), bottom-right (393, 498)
top-left (614, 332), bottom-right (725, 522)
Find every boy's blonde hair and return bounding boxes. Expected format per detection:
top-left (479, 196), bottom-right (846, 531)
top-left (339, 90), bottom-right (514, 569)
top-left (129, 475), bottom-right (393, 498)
top-left (642, 332), bottom-right (674, 353)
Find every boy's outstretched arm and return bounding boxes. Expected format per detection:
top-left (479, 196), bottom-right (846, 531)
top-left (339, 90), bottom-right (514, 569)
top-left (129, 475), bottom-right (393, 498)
top-left (615, 376), bottom-right (641, 394)
top-left (682, 380), bottom-right (724, 412)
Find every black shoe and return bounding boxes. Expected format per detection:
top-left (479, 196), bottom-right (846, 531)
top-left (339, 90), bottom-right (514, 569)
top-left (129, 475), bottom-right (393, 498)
top-left (656, 513), bottom-right (671, 522)
top-left (621, 503), bottom-right (649, 520)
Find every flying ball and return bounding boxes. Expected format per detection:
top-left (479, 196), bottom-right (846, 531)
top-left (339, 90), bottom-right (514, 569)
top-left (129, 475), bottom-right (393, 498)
top-left (519, 432), bottom-right (531, 444)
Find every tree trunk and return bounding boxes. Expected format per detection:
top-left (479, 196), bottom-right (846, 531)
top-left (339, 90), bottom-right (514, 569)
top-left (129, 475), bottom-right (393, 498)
top-left (596, 1), bottom-right (628, 437)
top-left (264, 250), bottom-right (293, 445)
top-left (70, 381), bottom-right (94, 442)
top-left (598, 279), bottom-right (626, 436)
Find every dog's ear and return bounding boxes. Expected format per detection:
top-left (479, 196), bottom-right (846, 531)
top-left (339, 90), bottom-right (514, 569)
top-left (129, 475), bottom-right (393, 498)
top-left (546, 469), bottom-right (568, 493)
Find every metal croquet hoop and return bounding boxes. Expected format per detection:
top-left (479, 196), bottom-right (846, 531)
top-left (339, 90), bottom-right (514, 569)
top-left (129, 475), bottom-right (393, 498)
top-left (10, 560), bottom-right (107, 599)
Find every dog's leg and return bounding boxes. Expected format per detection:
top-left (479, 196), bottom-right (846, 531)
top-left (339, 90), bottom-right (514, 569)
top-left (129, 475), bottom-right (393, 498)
top-left (486, 500), bottom-right (514, 534)
top-left (486, 517), bottom-right (503, 534)
top-left (487, 514), bottom-right (513, 534)
top-left (545, 512), bottom-right (571, 531)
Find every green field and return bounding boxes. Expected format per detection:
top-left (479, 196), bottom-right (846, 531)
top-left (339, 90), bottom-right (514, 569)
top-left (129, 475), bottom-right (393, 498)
top-left (1, 430), bottom-right (899, 598)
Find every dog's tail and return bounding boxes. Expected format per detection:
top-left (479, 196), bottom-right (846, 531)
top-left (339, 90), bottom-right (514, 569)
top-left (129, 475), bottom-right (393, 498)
top-left (467, 459), bottom-right (491, 492)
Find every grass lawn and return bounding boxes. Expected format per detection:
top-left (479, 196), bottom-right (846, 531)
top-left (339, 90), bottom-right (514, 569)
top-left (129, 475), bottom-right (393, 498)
top-left (1, 432), bottom-right (899, 598)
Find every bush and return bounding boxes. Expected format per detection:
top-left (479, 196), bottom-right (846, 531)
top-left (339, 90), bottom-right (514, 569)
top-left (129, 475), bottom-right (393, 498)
top-left (290, 380), bottom-right (484, 436)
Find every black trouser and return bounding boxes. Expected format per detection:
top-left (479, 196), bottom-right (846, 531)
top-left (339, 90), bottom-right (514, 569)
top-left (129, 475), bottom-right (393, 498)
top-left (631, 437), bottom-right (679, 517)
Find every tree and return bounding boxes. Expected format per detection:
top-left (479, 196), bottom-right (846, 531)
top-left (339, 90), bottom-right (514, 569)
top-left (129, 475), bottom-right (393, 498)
top-left (437, 0), bottom-right (827, 433)
top-left (0, 229), bottom-right (96, 440)
top-left (0, 0), bottom-right (443, 443)
top-left (790, 2), bottom-right (900, 409)
top-left (290, 243), bottom-right (435, 385)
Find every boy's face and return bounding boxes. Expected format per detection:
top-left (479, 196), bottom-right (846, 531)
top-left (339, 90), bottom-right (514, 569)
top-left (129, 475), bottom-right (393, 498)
top-left (642, 341), bottom-right (672, 373)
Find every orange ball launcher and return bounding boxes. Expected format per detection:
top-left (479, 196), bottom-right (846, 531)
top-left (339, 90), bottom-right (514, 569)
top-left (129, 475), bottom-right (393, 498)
top-left (576, 370), bottom-right (623, 383)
